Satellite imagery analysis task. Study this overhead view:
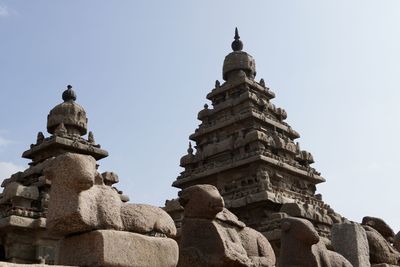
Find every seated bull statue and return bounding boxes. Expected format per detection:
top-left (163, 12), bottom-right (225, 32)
top-left (280, 217), bottom-right (352, 267)
top-left (178, 184), bottom-right (276, 267)
top-left (361, 216), bottom-right (400, 265)
top-left (44, 153), bottom-right (178, 267)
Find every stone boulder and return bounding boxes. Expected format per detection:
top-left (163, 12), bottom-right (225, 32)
top-left (178, 184), bottom-right (276, 267)
top-left (280, 217), bottom-right (352, 267)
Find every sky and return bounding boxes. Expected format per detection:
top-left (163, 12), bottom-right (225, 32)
top-left (1, 1), bottom-right (400, 230)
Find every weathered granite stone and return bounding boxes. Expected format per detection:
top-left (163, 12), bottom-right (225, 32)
top-left (362, 225), bottom-right (400, 265)
top-left (371, 264), bottom-right (400, 267)
top-left (0, 182), bottom-right (39, 204)
top-left (102, 171), bottom-right (119, 186)
top-left (169, 28), bottom-right (344, 247)
top-left (178, 184), bottom-right (275, 267)
top-left (332, 222), bottom-right (370, 267)
top-left (45, 152), bottom-right (178, 267)
top-left (45, 153), bottom-right (176, 238)
top-left (0, 264), bottom-right (73, 267)
top-left (280, 217), bottom-right (352, 267)
top-left (393, 231), bottom-right (400, 252)
top-left (0, 87), bottom-right (110, 263)
top-left (57, 230), bottom-right (178, 267)
top-left (362, 217), bottom-right (395, 242)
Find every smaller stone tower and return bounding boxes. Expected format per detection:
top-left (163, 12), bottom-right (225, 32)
top-left (0, 85), bottom-right (108, 264)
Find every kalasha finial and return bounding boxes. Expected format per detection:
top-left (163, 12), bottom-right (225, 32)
top-left (231, 27), bottom-right (243, 52)
top-left (62, 84), bottom-right (77, 102)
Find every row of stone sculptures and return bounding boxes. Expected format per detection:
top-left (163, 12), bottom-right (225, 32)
top-left (38, 153), bottom-right (400, 267)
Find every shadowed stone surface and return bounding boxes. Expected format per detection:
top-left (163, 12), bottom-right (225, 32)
top-left (362, 217), bottom-right (395, 243)
top-left (394, 231), bottom-right (400, 253)
top-left (57, 230), bottom-right (178, 267)
top-left (280, 217), bottom-right (352, 267)
top-left (178, 184), bottom-right (275, 267)
top-left (332, 223), bottom-right (370, 267)
top-left (362, 225), bottom-right (400, 265)
top-left (0, 264), bottom-right (73, 267)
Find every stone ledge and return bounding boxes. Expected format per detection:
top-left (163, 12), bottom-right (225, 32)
top-left (0, 216), bottom-right (45, 229)
top-left (57, 230), bottom-right (178, 267)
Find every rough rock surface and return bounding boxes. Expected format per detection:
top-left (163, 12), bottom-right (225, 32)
top-left (57, 230), bottom-right (178, 267)
top-left (178, 184), bottom-right (276, 267)
top-left (332, 222), bottom-right (370, 267)
top-left (362, 217), bottom-right (395, 242)
top-left (394, 231), bottom-right (400, 253)
top-left (0, 264), bottom-right (74, 267)
top-left (45, 153), bottom-right (176, 237)
top-left (362, 225), bottom-right (400, 265)
top-left (45, 153), bottom-right (179, 267)
top-left (280, 217), bottom-right (352, 267)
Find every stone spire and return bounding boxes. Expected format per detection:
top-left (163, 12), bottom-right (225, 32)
top-left (170, 29), bottom-right (344, 248)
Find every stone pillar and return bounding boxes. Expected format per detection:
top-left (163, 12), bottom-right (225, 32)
top-left (332, 222), bottom-right (370, 267)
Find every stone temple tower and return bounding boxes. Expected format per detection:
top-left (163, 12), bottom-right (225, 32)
top-left (0, 86), bottom-right (109, 264)
top-left (170, 29), bottom-right (344, 250)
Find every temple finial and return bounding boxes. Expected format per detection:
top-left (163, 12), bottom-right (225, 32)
top-left (231, 27), bottom-right (243, 52)
top-left (62, 85), bottom-right (77, 102)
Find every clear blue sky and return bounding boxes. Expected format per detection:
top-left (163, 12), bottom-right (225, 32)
top-left (1, 1), bottom-right (400, 230)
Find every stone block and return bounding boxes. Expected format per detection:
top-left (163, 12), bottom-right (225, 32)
top-left (332, 222), bottom-right (370, 267)
top-left (57, 230), bottom-right (178, 267)
top-left (0, 263), bottom-right (73, 267)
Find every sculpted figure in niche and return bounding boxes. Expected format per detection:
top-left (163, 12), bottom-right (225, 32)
top-left (280, 217), bottom-right (352, 267)
top-left (44, 152), bottom-right (176, 238)
top-left (178, 184), bottom-right (275, 267)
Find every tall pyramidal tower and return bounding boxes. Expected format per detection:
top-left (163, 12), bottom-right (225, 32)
top-left (171, 29), bottom-right (344, 247)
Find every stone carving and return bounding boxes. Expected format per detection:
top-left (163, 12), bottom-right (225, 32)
top-left (178, 184), bottom-right (276, 267)
top-left (280, 217), bottom-right (352, 267)
top-left (36, 132), bottom-right (45, 145)
top-left (361, 217), bottom-right (400, 266)
top-left (45, 152), bottom-right (176, 237)
top-left (88, 131), bottom-right (95, 144)
top-left (362, 216), bottom-right (396, 243)
top-left (44, 152), bottom-right (178, 267)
